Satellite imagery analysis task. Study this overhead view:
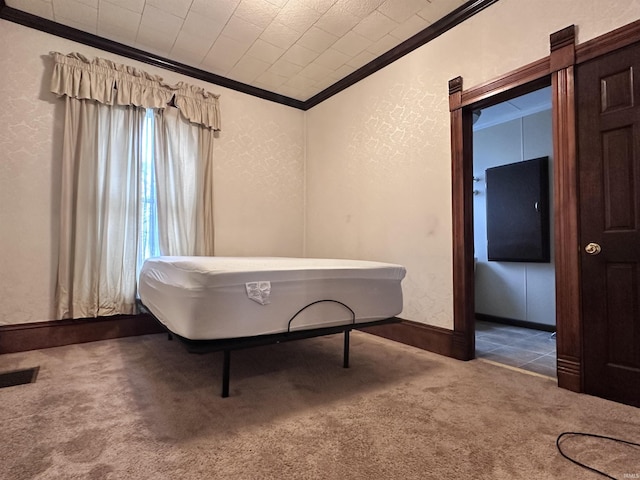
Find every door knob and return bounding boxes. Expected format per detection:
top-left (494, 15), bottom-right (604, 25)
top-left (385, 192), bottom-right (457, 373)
top-left (585, 242), bottom-right (602, 255)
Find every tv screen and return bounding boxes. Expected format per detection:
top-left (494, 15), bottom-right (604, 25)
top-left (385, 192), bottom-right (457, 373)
top-left (485, 157), bottom-right (550, 262)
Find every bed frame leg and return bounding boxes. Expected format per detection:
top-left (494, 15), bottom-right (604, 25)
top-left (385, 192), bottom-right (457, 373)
top-left (222, 350), bottom-right (231, 398)
top-left (343, 329), bottom-right (350, 368)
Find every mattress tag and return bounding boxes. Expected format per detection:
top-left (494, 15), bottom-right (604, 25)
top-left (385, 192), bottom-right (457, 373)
top-left (246, 281), bottom-right (271, 305)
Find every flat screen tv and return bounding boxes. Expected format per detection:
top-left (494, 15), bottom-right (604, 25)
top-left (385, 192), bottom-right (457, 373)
top-left (485, 156), bottom-right (550, 262)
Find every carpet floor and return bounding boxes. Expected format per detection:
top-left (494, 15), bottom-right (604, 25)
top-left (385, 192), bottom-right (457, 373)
top-left (0, 331), bottom-right (638, 479)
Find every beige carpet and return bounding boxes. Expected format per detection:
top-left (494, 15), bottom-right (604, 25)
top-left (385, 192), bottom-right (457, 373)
top-left (1, 331), bottom-right (638, 479)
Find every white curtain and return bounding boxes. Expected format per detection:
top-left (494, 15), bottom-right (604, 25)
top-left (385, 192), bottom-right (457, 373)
top-left (56, 98), bottom-right (145, 318)
top-left (51, 52), bottom-right (220, 319)
top-left (154, 106), bottom-right (215, 256)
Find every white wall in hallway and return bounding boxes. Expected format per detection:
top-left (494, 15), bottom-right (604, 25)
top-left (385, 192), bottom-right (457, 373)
top-left (473, 109), bottom-right (555, 327)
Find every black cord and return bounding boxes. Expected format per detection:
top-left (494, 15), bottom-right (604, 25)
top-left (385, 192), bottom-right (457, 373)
top-left (556, 432), bottom-right (640, 479)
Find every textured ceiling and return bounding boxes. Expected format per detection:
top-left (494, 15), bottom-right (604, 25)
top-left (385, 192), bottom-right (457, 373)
top-left (474, 86), bottom-right (552, 131)
top-left (4, 0), bottom-right (471, 103)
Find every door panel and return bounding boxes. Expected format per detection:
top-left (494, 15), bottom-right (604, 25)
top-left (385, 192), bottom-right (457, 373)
top-left (602, 127), bottom-right (634, 230)
top-left (577, 41), bottom-right (640, 407)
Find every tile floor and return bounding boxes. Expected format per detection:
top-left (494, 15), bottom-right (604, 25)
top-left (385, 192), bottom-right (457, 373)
top-left (475, 320), bottom-right (557, 378)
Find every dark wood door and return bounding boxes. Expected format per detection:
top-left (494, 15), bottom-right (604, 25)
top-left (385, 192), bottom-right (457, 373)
top-left (577, 41), bottom-right (640, 407)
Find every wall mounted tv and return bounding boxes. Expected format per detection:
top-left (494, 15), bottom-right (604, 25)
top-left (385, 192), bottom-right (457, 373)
top-left (485, 156), bottom-right (550, 262)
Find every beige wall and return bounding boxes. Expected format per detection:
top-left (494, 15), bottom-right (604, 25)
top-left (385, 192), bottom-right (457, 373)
top-left (3, 0), bottom-right (640, 328)
top-left (305, 0), bottom-right (640, 328)
top-left (0, 20), bottom-right (305, 325)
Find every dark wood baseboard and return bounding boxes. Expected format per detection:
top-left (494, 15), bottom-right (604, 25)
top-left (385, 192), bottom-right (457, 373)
top-left (1, 314), bottom-right (463, 364)
top-left (0, 314), bottom-right (164, 354)
top-left (557, 355), bottom-right (582, 392)
top-left (360, 318), bottom-right (467, 360)
top-left (475, 313), bottom-right (556, 333)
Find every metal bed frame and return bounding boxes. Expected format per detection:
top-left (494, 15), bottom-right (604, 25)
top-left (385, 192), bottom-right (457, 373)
top-left (145, 300), bottom-right (400, 398)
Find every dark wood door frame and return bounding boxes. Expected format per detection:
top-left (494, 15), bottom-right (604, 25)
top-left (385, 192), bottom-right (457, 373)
top-left (449, 19), bottom-right (640, 393)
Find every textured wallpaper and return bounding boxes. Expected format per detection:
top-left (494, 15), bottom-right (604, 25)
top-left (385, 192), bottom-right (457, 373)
top-left (0, 22), bottom-right (60, 324)
top-left (306, 66), bottom-right (454, 327)
top-left (2, 0), bottom-right (640, 327)
top-left (305, 0), bottom-right (640, 328)
top-left (212, 95), bottom-right (305, 257)
top-left (0, 20), bottom-right (305, 325)
top-left (307, 62), bottom-right (452, 326)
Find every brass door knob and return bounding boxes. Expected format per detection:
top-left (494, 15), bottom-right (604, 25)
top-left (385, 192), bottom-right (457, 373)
top-left (585, 242), bottom-right (602, 255)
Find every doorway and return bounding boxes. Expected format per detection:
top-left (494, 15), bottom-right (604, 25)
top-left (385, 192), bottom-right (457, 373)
top-left (450, 22), bottom-right (640, 406)
top-left (471, 87), bottom-right (557, 378)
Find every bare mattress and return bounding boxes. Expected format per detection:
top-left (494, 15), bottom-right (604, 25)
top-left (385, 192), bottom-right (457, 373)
top-left (139, 256), bottom-right (406, 340)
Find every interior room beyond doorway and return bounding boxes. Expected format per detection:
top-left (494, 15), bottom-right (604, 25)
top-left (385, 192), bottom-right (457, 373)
top-left (472, 86), bottom-right (556, 377)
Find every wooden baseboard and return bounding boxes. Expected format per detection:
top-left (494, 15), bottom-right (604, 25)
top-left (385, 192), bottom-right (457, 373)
top-left (475, 313), bottom-right (556, 333)
top-left (557, 355), bottom-right (581, 392)
top-left (360, 318), bottom-right (467, 360)
top-left (0, 314), bottom-right (164, 354)
top-left (1, 314), bottom-right (464, 363)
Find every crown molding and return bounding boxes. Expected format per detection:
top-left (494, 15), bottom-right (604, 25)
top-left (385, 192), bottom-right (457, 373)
top-left (0, 0), bottom-right (499, 111)
top-left (304, 0), bottom-right (500, 109)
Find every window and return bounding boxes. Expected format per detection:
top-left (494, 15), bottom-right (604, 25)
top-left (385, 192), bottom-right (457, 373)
top-left (52, 51), bottom-right (219, 318)
top-left (136, 109), bottom-right (160, 279)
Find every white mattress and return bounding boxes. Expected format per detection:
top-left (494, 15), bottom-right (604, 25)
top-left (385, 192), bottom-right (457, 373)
top-left (138, 256), bottom-right (406, 340)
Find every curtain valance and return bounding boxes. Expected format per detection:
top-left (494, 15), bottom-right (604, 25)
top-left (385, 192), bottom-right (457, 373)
top-left (49, 52), bottom-right (221, 131)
